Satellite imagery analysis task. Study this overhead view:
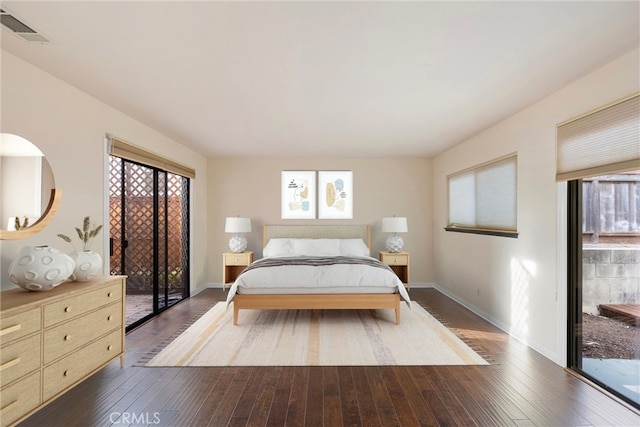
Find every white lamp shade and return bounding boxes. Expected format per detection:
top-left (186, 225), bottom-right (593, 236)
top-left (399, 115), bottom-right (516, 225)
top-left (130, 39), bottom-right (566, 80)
top-left (225, 217), bottom-right (251, 233)
top-left (382, 217), bottom-right (408, 233)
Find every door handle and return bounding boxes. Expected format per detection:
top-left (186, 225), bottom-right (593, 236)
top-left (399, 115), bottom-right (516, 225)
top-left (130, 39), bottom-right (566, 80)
top-left (110, 238), bottom-right (129, 255)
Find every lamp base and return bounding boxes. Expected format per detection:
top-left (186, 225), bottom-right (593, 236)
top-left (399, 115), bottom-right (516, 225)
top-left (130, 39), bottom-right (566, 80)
top-left (229, 234), bottom-right (247, 253)
top-left (385, 234), bottom-right (404, 253)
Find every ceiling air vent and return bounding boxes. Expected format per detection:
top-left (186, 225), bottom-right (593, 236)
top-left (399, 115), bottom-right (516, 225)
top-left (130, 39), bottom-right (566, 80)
top-left (1, 8), bottom-right (51, 43)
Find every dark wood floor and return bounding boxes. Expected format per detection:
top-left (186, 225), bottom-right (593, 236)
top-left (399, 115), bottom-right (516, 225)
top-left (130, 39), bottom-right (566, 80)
top-left (20, 288), bottom-right (640, 427)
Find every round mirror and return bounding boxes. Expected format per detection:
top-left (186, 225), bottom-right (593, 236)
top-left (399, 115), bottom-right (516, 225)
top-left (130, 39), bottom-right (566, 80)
top-left (0, 133), bottom-right (61, 240)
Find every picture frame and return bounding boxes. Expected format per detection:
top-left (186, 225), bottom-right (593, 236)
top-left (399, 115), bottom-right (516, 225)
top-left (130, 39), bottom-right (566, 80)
top-left (281, 171), bottom-right (316, 219)
top-left (318, 171), bottom-right (353, 219)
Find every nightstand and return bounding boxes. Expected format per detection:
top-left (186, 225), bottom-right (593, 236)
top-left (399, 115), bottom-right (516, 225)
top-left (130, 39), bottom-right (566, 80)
top-left (222, 251), bottom-right (253, 290)
top-left (379, 251), bottom-right (410, 289)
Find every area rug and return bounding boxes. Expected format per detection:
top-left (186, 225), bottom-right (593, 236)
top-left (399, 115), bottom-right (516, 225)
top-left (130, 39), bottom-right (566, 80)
top-left (145, 302), bottom-right (489, 367)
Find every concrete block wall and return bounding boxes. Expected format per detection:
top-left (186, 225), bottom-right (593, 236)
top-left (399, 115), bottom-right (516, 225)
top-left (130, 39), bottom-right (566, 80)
top-left (582, 247), bottom-right (640, 315)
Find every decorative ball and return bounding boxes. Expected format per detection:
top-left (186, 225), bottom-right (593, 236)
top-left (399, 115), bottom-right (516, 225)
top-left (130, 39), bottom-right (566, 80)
top-left (9, 246), bottom-right (75, 291)
top-left (385, 234), bottom-right (404, 253)
top-left (229, 235), bottom-right (248, 253)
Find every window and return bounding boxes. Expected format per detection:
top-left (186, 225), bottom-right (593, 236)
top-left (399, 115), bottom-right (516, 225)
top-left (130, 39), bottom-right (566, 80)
top-left (446, 154), bottom-right (518, 238)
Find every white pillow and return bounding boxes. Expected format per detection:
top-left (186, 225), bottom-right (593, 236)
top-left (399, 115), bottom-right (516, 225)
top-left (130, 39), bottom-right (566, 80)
top-left (263, 238), bottom-right (294, 257)
top-left (292, 239), bottom-right (341, 256)
top-left (339, 239), bottom-right (370, 257)
top-left (264, 238), bottom-right (369, 257)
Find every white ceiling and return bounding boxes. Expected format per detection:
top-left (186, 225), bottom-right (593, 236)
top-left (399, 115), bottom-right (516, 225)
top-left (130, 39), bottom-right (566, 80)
top-left (1, 1), bottom-right (638, 158)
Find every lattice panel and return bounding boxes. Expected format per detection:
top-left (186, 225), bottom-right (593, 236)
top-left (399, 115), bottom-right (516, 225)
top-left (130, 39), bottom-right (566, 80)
top-left (167, 173), bottom-right (187, 299)
top-left (124, 162), bottom-right (155, 293)
top-left (109, 156), bottom-right (123, 275)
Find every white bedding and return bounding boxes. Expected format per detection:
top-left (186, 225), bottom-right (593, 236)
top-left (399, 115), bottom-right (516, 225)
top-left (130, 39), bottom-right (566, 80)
top-left (225, 255), bottom-right (411, 306)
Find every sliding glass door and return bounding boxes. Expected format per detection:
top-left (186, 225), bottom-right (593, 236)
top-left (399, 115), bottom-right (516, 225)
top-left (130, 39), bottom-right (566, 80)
top-left (109, 156), bottom-right (190, 331)
top-left (568, 172), bottom-right (640, 408)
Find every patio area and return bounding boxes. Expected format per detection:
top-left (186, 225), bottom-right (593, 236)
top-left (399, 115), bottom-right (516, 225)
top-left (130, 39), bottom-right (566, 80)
top-left (126, 294), bottom-right (153, 327)
top-left (125, 293), bottom-right (186, 328)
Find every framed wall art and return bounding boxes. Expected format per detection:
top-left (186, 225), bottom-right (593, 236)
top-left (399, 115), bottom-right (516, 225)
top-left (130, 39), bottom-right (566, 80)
top-left (281, 171), bottom-right (316, 219)
top-left (318, 171), bottom-right (353, 219)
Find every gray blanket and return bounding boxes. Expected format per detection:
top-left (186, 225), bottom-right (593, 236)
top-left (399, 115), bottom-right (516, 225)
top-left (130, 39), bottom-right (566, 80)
top-left (240, 256), bottom-right (394, 275)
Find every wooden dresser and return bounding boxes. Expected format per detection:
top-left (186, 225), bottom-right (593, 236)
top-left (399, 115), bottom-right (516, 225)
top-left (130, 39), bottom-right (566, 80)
top-left (0, 276), bottom-right (126, 427)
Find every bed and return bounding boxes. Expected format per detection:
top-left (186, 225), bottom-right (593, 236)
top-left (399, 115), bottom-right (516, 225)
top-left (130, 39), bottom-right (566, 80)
top-left (225, 225), bottom-right (411, 325)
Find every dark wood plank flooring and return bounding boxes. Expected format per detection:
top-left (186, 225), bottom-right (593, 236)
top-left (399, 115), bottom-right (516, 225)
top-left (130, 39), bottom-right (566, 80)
top-left (19, 288), bottom-right (640, 426)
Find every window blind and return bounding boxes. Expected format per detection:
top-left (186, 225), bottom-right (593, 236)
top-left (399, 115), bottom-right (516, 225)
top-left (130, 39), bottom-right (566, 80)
top-left (556, 93), bottom-right (639, 181)
top-left (108, 135), bottom-right (196, 179)
top-left (447, 154), bottom-right (517, 236)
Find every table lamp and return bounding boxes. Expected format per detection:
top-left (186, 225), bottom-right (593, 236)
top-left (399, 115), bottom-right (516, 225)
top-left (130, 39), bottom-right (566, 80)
top-left (382, 216), bottom-right (408, 253)
top-left (225, 217), bottom-right (251, 253)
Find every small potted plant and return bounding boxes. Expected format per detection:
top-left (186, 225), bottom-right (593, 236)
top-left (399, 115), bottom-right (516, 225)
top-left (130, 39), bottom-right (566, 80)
top-left (58, 217), bottom-right (103, 281)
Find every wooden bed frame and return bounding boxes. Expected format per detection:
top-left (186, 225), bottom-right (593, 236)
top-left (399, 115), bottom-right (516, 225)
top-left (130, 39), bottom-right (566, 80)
top-left (232, 225), bottom-right (402, 325)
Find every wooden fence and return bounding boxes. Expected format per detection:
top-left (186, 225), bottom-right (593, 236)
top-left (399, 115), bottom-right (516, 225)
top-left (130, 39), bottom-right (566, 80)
top-left (583, 173), bottom-right (640, 243)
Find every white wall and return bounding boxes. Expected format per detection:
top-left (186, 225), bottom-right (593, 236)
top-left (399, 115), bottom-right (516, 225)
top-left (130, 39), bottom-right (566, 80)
top-left (207, 157), bottom-right (433, 286)
top-left (432, 48), bottom-right (640, 364)
top-left (1, 51), bottom-right (210, 293)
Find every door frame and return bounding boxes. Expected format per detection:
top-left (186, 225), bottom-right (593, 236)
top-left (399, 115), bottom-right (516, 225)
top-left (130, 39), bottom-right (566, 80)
top-left (566, 179), bottom-right (582, 369)
top-left (105, 148), bottom-right (190, 332)
top-left (566, 178), bottom-right (639, 409)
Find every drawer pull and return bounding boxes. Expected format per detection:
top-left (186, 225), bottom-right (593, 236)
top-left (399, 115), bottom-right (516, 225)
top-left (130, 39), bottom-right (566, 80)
top-left (63, 370), bottom-right (71, 377)
top-left (64, 306), bottom-right (72, 313)
top-left (64, 335), bottom-right (71, 341)
top-left (0, 400), bottom-right (18, 414)
top-left (0, 357), bottom-right (21, 371)
top-left (107, 345), bottom-right (113, 351)
top-left (107, 315), bottom-right (112, 321)
top-left (107, 292), bottom-right (113, 298)
top-left (0, 324), bottom-right (21, 337)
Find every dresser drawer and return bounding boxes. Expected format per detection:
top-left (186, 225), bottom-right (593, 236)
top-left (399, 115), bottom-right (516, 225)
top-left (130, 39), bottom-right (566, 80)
top-left (44, 303), bottom-right (123, 364)
top-left (43, 328), bottom-right (122, 401)
top-left (43, 283), bottom-right (122, 328)
top-left (0, 334), bottom-right (41, 388)
top-left (0, 308), bottom-right (41, 346)
top-left (0, 371), bottom-right (41, 427)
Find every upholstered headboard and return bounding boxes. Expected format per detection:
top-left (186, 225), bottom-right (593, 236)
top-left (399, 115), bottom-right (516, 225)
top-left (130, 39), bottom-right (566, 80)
top-left (263, 225), bottom-right (371, 248)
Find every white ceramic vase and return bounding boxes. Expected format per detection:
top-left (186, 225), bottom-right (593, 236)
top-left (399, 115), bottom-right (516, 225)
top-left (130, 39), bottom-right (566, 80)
top-left (9, 246), bottom-right (75, 291)
top-left (70, 250), bottom-right (102, 281)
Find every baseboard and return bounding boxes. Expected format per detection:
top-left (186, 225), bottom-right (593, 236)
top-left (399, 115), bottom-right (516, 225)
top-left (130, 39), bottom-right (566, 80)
top-left (432, 283), bottom-right (562, 365)
top-left (192, 284), bottom-right (211, 295)
top-left (191, 283), bottom-right (225, 294)
top-left (407, 282), bottom-right (435, 288)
